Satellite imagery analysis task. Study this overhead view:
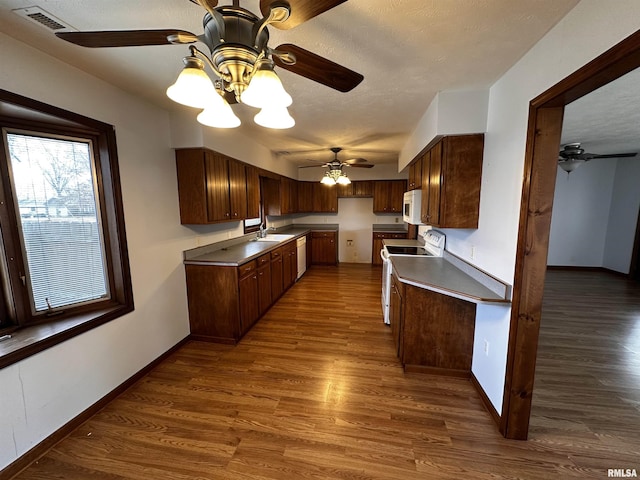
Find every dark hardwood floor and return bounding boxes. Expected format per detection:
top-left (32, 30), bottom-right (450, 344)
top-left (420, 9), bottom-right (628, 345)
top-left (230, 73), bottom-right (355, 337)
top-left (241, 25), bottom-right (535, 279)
top-left (10, 265), bottom-right (640, 479)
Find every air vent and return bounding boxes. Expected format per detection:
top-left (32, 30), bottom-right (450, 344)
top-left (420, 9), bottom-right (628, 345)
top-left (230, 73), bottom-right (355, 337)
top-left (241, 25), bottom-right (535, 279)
top-left (12, 6), bottom-right (75, 32)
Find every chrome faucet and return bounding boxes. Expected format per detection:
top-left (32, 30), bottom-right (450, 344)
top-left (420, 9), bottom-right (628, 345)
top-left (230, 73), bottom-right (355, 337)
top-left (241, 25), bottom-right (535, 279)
top-left (258, 223), bottom-right (267, 238)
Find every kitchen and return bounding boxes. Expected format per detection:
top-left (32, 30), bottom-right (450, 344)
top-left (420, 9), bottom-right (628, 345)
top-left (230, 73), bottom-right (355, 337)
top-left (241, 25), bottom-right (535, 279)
top-left (1, 0), bottom-right (640, 478)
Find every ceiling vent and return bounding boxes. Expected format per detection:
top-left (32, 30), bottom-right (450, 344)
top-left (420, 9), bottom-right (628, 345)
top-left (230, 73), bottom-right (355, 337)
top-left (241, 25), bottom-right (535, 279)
top-left (12, 6), bottom-right (75, 32)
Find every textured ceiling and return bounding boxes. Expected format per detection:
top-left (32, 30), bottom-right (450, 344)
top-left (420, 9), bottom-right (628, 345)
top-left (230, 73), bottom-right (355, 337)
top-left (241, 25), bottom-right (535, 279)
top-left (0, 0), bottom-right (586, 167)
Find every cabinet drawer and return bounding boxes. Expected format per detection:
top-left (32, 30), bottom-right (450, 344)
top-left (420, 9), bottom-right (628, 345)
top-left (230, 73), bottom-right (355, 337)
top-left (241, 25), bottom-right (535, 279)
top-left (271, 247), bottom-right (284, 260)
top-left (374, 232), bottom-right (407, 239)
top-left (257, 253), bottom-right (271, 266)
top-left (238, 260), bottom-right (257, 277)
top-left (312, 231), bottom-right (336, 239)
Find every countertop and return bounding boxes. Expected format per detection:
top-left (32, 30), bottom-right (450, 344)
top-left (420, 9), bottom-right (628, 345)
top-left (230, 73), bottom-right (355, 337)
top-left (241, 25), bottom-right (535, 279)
top-left (391, 255), bottom-right (510, 305)
top-left (184, 225), bottom-right (338, 267)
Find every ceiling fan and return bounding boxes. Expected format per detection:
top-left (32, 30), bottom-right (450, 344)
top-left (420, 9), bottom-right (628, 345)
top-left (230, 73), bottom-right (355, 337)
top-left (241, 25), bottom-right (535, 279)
top-left (558, 143), bottom-right (637, 173)
top-left (55, 0), bottom-right (363, 129)
top-left (300, 147), bottom-right (374, 185)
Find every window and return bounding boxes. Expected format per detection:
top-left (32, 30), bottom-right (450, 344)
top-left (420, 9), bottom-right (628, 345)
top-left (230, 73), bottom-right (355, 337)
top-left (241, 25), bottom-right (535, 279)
top-left (0, 89), bottom-right (133, 365)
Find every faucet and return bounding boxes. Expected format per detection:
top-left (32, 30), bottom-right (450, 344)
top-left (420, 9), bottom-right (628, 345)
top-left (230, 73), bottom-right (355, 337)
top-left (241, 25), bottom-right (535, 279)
top-left (258, 223), bottom-right (267, 238)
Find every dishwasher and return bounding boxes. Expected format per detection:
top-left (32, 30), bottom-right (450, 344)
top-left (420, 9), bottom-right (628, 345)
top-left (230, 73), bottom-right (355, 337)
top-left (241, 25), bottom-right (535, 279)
top-left (296, 236), bottom-right (307, 279)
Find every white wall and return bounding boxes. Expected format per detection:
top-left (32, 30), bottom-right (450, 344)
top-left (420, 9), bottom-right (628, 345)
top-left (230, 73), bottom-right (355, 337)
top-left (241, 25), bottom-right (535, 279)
top-left (398, 0), bottom-right (640, 413)
top-left (295, 163), bottom-right (406, 263)
top-left (0, 32), bottom-right (273, 470)
top-left (604, 158), bottom-right (640, 273)
top-left (547, 161), bottom-right (616, 266)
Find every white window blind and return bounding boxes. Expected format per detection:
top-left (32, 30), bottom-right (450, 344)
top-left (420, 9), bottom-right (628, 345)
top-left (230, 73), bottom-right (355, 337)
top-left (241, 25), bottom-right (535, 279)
top-left (5, 132), bottom-right (109, 313)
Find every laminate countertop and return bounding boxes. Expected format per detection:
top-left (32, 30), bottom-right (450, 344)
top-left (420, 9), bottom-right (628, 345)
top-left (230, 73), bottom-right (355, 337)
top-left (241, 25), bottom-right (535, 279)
top-left (183, 226), bottom-right (337, 267)
top-left (391, 255), bottom-right (511, 305)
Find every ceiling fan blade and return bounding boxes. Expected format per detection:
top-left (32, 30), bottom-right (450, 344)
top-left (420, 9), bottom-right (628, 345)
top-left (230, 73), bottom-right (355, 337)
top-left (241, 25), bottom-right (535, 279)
top-left (273, 44), bottom-right (363, 92)
top-left (299, 164), bottom-right (328, 168)
top-left (347, 163), bottom-right (374, 168)
top-left (55, 29), bottom-right (197, 48)
top-left (589, 153), bottom-right (637, 159)
top-left (344, 158), bottom-right (368, 164)
top-left (260, 0), bottom-right (347, 30)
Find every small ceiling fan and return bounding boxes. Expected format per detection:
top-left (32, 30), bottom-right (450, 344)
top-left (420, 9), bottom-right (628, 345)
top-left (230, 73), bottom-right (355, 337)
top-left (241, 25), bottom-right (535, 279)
top-left (558, 143), bottom-right (637, 173)
top-left (54, 0), bottom-right (363, 95)
top-left (299, 147), bottom-right (375, 170)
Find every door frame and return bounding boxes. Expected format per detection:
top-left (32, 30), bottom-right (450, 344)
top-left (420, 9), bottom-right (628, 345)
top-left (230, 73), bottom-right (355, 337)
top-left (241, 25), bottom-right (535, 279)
top-left (500, 29), bottom-right (640, 439)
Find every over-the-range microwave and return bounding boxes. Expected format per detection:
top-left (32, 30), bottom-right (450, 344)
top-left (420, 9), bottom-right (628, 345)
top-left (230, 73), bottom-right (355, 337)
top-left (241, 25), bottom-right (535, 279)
top-left (402, 190), bottom-right (422, 225)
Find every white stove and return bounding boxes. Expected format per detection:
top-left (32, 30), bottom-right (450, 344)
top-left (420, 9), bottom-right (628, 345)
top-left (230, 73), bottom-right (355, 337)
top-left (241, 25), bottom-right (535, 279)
top-left (380, 230), bottom-right (445, 324)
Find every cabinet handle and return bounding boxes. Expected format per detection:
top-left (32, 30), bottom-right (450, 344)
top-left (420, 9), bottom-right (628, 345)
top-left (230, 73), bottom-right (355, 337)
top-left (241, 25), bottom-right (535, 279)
top-left (225, 212), bottom-right (230, 217)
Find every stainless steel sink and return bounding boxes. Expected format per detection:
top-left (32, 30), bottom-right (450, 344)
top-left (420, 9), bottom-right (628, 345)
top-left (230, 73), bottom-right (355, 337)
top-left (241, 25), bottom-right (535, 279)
top-left (255, 234), bottom-right (295, 242)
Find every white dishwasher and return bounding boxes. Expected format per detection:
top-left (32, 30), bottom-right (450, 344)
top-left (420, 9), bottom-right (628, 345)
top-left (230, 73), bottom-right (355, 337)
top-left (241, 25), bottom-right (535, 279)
top-left (296, 236), bottom-right (307, 279)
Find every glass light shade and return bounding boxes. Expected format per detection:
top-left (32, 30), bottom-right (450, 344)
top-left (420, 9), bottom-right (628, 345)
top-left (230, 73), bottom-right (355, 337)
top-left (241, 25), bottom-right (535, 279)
top-left (241, 62), bottom-right (292, 108)
top-left (336, 173), bottom-right (351, 185)
top-left (321, 173), bottom-right (336, 185)
top-left (196, 95), bottom-right (241, 129)
top-left (558, 159), bottom-right (584, 173)
top-left (254, 106), bottom-right (295, 129)
top-left (166, 58), bottom-right (217, 109)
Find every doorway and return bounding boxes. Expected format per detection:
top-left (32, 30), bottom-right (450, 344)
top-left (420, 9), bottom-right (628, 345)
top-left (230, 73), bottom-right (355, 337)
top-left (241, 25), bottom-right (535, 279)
top-left (500, 30), bottom-right (640, 439)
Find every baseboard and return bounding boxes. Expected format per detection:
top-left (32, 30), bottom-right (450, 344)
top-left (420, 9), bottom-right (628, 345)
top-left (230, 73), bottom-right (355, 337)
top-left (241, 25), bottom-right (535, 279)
top-left (2, 336), bottom-right (191, 480)
top-left (403, 364), bottom-right (470, 378)
top-left (546, 265), bottom-right (629, 277)
top-left (470, 372), bottom-right (501, 429)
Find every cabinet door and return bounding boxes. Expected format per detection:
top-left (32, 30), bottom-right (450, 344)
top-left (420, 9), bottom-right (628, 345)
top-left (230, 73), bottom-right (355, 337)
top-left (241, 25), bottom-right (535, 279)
top-left (390, 274), bottom-right (403, 358)
top-left (421, 150), bottom-right (431, 224)
top-left (271, 250), bottom-right (284, 302)
top-left (246, 165), bottom-right (260, 219)
top-left (313, 183), bottom-right (338, 213)
top-left (389, 180), bottom-right (406, 213)
top-left (283, 243), bottom-right (294, 289)
top-left (427, 141), bottom-right (443, 226)
top-left (372, 181), bottom-right (389, 213)
top-left (372, 233), bottom-right (385, 265)
top-left (239, 272), bottom-right (259, 336)
top-left (228, 158), bottom-right (248, 220)
top-left (205, 152), bottom-right (231, 222)
top-left (297, 182), bottom-right (314, 212)
top-left (257, 263), bottom-right (271, 315)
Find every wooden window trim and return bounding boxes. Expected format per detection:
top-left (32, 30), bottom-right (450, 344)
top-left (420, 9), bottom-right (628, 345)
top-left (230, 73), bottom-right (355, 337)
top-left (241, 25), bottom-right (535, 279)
top-left (0, 89), bottom-right (134, 369)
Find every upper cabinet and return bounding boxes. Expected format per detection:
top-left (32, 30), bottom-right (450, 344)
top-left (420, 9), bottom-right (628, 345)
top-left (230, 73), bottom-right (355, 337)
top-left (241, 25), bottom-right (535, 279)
top-left (313, 183), bottom-right (338, 213)
top-left (420, 134), bottom-right (484, 228)
top-left (373, 180), bottom-right (407, 214)
top-left (176, 148), bottom-right (258, 224)
top-left (408, 158), bottom-right (422, 191)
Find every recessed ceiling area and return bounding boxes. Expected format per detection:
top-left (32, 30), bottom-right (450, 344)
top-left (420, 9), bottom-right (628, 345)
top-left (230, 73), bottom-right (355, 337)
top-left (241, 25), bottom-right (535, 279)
top-left (0, 0), bottom-right (582, 167)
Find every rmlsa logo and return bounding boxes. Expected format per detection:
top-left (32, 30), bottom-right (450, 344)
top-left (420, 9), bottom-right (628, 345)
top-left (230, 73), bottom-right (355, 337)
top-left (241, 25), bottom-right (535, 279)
top-left (608, 469), bottom-right (638, 478)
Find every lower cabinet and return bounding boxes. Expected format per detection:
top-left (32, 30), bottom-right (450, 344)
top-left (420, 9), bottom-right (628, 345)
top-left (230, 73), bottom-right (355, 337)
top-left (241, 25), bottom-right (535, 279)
top-left (392, 273), bottom-right (476, 377)
top-left (311, 231), bottom-right (338, 265)
top-left (185, 242), bottom-right (299, 344)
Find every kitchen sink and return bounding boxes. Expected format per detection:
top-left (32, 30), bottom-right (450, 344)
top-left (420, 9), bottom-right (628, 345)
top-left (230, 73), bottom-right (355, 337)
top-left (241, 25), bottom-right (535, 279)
top-left (255, 234), bottom-right (295, 242)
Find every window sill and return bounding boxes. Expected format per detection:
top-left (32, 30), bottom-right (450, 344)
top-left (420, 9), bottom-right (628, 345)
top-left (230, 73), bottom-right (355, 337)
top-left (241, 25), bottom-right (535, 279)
top-left (0, 305), bottom-right (133, 370)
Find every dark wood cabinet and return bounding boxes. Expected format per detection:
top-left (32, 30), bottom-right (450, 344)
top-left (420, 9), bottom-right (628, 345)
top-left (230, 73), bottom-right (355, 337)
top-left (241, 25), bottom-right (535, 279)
top-left (311, 231), bottom-right (337, 265)
top-left (337, 180), bottom-right (373, 198)
top-left (390, 273), bottom-right (403, 358)
top-left (371, 231), bottom-right (407, 265)
top-left (270, 246), bottom-right (284, 302)
top-left (392, 272), bottom-right (476, 377)
top-left (245, 165), bottom-right (260, 219)
top-left (263, 176), bottom-right (299, 216)
top-left (297, 181), bottom-right (314, 213)
top-left (281, 177), bottom-right (298, 214)
top-left (256, 253), bottom-right (271, 316)
top-left (408, 158), bottom-right (422, 190)
top-left (420, 134), bottom-right (484, 228)
top-left (283, 240), bottom-right (297, 289)
top-left (373, 180), bottom-right (406, 214)
top-left (176, 148), bottom-right (252, 224)
top-left (313, 183), bottom-right (338, 213)
top-left (238, 262), bottom-right (259, 337)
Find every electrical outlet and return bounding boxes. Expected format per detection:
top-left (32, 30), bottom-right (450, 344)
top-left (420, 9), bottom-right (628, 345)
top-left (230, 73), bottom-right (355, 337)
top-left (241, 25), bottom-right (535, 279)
top-left (395, 217), bottom-right (399, 223)
top-left (347, 240), bottom-right (353, 247)
top-left (484, 339), bottom-right (490, 356)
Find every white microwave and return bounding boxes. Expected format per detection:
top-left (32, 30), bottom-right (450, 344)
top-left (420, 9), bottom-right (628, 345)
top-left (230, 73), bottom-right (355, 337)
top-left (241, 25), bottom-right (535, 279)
top-left (403, 190), bottom-right (423, 225)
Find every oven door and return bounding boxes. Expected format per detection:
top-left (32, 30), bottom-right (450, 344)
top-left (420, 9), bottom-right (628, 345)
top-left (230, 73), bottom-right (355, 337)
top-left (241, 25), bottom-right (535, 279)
top-left (380, 248), bottom-right (391, 325)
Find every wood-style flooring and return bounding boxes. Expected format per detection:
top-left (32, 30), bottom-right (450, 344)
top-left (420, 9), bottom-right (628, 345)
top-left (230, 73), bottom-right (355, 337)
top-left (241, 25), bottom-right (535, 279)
top-left (10, 265), bottom-right (640, 479)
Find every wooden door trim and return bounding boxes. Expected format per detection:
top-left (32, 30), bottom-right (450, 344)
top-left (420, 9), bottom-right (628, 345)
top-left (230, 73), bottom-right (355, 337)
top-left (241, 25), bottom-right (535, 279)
top-left (501, 29), bottom-right (640, 439)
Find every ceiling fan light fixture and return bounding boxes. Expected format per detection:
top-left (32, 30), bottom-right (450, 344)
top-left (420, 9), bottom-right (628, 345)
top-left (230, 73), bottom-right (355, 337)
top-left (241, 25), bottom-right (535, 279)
top-left (321, 173), bottom-right (337, 185)
top-left (254, 105), bottom-right (295, 129)
top-left (196, 98), bottom-right (241, 129)
top-left (558, 159), bottom-right (585, 173)
top-left (336, 172), bottom-right (351, 185)
top-left (166, 56), bottom-right (216, 109)
top-left (240, 59), bottom-right (292, 108)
